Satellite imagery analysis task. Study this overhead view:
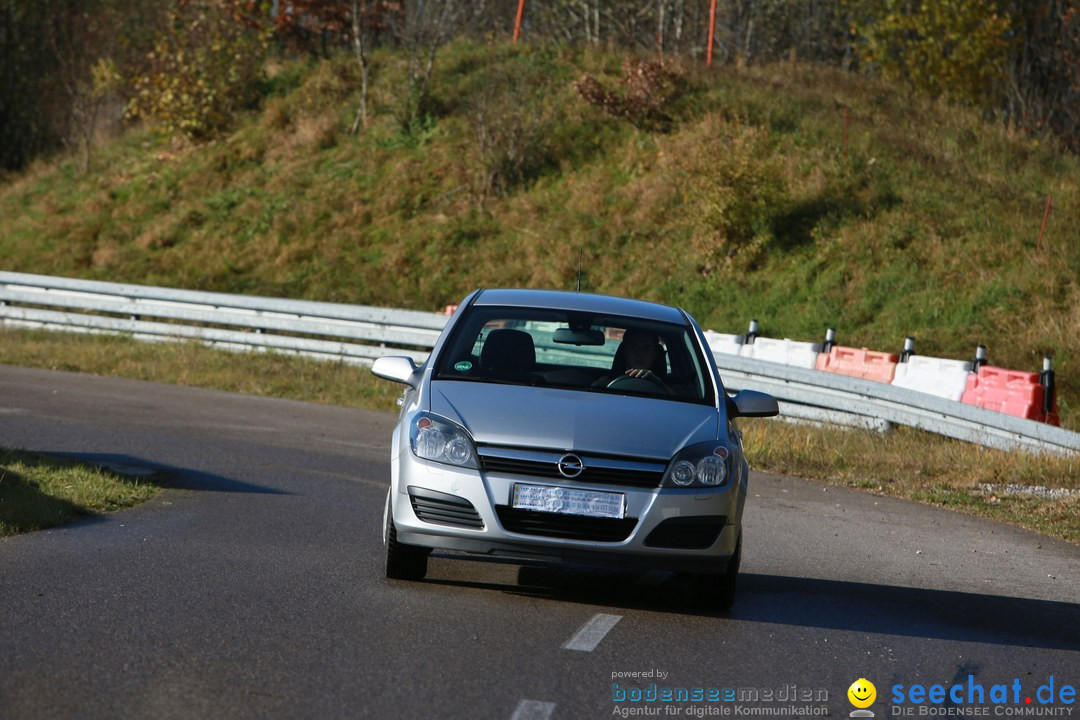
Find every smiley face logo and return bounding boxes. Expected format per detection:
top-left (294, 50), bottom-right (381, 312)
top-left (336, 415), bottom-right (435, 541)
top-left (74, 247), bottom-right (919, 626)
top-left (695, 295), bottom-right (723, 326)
top-left (848, 679), bottom-right (877, 709)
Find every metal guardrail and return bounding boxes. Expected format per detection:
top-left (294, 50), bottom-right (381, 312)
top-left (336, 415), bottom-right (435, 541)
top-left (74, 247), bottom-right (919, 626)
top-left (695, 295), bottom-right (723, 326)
top-left (2, 271), bottom-right (1078, 456)
top-left (713, 353), bottom-right (1080, 456)
top-left (0, 271), bottom-right (443, 364)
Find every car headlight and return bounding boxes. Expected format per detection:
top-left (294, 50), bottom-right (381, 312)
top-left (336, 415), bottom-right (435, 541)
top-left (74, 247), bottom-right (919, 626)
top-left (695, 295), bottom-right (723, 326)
top-left (662, 443), bottom-right (730, 489)
top-left (409, 413), bottom-right (479, 469)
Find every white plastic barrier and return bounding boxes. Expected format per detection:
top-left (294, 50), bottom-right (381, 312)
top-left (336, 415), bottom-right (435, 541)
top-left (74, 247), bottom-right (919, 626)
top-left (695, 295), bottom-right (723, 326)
top-left (740, 336), bottom-right (821, 369)
top-left (702, 331), bottom-right (744, 356)
top-left (4, 270), bottom-right (1077, 454)
top-left (891, 355), bottom-right (973, 402)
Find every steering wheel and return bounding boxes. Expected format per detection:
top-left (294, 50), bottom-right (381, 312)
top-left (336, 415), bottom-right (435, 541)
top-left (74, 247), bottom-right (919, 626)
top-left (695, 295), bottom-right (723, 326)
top-left (606, 372), bottom-right (670, 395)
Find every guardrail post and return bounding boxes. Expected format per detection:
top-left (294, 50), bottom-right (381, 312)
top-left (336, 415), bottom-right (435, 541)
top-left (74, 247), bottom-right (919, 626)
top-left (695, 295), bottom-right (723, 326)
top-left (745, 319), bottom-right (759, 345)
top-left (1041, 355), bottom-right (1056, 419)
top-left (973, 344), bottom-right (988, 371)
top-left (900, 336), bottom-right (915, 363)
top-left (822, 327), bottom-right (836, 354)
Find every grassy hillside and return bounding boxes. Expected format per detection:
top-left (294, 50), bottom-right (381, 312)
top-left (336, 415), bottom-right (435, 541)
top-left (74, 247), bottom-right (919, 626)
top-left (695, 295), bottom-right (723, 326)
top-left (2, 40), bottom-right (1078, 427)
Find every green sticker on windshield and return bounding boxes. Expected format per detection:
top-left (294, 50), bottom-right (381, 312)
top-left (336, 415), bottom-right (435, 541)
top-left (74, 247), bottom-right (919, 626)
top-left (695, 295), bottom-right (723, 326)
top-left (454, 360), bottom-right (473, 372)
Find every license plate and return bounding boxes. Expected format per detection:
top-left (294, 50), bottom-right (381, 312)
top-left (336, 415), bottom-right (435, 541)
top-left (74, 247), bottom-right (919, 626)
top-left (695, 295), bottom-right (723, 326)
top-left (511, 484), bottom-right (625, 519)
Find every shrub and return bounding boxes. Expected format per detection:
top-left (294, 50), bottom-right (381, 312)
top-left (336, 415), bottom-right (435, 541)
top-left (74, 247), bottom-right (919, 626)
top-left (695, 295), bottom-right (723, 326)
top-left (678, 123), bottom-right (790, 273)
top-left (467, 63), bottom-right (559, 198)
top-left (127, 0), bottom-right (269, 140)
top-left (574, 59), bottom-right (683, 130)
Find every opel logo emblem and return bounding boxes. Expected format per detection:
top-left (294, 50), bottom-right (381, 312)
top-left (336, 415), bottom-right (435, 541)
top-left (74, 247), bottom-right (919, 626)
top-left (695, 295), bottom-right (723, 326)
top-left (557, 453), bottom-right (585, 479)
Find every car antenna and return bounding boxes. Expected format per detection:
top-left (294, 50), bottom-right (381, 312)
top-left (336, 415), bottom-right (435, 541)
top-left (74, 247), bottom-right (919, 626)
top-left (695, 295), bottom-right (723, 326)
top-left (576, 248), bottom-right (584, 292)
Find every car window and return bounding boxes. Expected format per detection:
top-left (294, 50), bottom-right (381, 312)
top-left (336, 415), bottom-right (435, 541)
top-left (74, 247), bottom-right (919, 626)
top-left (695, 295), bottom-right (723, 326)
top-left (433, 306), bottom-right (713, 404)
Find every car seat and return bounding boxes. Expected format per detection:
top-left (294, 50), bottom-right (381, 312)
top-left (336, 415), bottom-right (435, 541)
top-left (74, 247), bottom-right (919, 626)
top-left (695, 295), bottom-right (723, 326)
top-left (480, 329), bottom-right (537, 380)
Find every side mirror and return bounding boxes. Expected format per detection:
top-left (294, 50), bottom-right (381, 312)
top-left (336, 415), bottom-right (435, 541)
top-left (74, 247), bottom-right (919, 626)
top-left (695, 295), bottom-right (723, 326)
top-left (372, 356), bottom-right (420, 387)
top-left (729, 389), bottom-right (779, 418)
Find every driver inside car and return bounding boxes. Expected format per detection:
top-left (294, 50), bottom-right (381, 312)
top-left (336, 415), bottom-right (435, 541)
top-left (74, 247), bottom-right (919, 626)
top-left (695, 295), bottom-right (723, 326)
top-left (620, 329), bottom-right (667, 380)
top-left (593, 328), bottom-right (672, 393)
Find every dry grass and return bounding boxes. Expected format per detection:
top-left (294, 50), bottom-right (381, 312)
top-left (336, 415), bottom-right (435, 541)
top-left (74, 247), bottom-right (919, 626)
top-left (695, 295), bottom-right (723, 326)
top-left (0, 329), bottom-right (401, 412)
top-left (741, 419), bottom-right (1080, 544)
top-left (1, 327), bottom-right (1076, 544)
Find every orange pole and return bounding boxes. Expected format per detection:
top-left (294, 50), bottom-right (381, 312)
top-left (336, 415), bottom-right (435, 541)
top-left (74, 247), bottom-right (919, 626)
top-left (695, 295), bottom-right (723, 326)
top-left (513, 0), bottom-right (525, 43)
top-left (1037, 195), bottom-right (1053, 251)
top-left (706, 0), bottom-right (717, 67)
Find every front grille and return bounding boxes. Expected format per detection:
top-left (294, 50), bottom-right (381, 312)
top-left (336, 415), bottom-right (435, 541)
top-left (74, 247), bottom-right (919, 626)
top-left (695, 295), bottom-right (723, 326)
top-left (408, 487), bottom-right (484, 529)
top-left (496, 506), bottom-right (637, 542)
top-left (478, 448), bottom-right (665, 489)
top-left (644, 516), bottom-right (726, 549)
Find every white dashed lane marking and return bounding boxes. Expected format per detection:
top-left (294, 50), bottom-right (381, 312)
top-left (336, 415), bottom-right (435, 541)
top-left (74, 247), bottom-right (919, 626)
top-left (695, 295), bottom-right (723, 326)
top-left (562, 613), bottom-right (623, 652)
top-left (511, 613), bottom-right (623, 716)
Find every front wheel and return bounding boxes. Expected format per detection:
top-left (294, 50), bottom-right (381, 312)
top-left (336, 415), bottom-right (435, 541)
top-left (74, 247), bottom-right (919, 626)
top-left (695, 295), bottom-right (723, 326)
top-left (383, 487), bottom-right (429, 581)
top-left (696, 535), bottom-right (741, 613)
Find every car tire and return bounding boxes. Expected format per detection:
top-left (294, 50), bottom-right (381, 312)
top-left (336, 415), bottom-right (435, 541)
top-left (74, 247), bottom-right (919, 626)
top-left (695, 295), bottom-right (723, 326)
top-left (695, 534), bottom-right (741, 613)
top-left (383, 488), bottom-right (429, 581)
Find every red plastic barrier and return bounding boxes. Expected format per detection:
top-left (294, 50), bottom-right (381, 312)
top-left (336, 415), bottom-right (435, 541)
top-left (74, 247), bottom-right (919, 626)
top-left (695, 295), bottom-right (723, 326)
top-left (961, 366), bottom-right (1060, 425)
top-left (815, 346), bottom-right (899, 383)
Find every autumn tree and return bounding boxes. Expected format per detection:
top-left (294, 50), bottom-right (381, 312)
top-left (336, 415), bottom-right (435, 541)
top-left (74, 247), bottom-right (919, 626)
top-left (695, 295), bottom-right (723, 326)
top-left (45, 2), bottom-right (128, 172)
top-left (0, 0), bottom-right (160, 172)
top-left (126, 0), bottom-right (270, 140)
top-left (1003, 0), bottom-right (1079, 150)
top-left (386, 0), bottom-right (482, 133)
top-left (272, 0), bottom-right (351, 55)
top-left (0, 0), bottom-right (59, 170)
top-left (349, 1), bottom-right (404, 133)
top-left (855, 0), bottom-right (1013, 105)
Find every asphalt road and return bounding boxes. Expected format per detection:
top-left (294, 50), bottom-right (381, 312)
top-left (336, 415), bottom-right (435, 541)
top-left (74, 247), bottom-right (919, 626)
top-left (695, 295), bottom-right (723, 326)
top-left (1, 364), bottom-right (1078, 719)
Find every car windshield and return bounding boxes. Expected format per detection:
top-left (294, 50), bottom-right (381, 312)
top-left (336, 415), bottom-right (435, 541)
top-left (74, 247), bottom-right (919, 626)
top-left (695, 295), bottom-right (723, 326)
top-left (433, 306), bottom-right (714, 404)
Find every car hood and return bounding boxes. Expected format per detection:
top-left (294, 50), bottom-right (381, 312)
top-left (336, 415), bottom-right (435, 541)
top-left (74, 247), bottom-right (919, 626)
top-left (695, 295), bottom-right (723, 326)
top-left (429, 381), bottom-right (719, 459)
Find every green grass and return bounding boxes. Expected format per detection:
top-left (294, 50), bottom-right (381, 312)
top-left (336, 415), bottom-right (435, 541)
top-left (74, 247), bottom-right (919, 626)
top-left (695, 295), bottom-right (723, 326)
top-left (1, 40), bottom-right (1078, 540)
top-left (2, 327), bottom-right (1078, 545)
top-left (1, 46), bottom-right (1074, 426)
top-left (0, 446), bottom-right (160, 537)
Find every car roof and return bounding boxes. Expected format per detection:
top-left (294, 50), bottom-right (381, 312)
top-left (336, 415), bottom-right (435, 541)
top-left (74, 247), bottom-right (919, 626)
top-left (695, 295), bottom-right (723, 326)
top-left (471, 289), bottom-right (690, 325)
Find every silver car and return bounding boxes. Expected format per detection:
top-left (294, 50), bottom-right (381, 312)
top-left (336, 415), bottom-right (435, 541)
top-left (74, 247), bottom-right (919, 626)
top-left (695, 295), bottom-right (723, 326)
top-left (371, 289), bottom-right (778, 610)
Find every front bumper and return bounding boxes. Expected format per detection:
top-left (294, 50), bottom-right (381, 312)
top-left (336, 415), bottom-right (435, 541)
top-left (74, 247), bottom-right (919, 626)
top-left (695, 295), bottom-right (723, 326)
top-left (391, 452), bottom-right (742, 575)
